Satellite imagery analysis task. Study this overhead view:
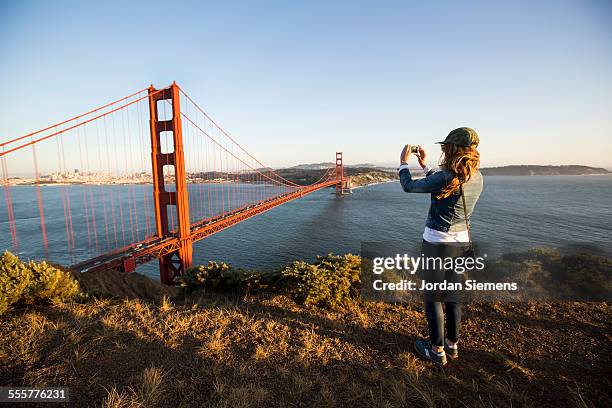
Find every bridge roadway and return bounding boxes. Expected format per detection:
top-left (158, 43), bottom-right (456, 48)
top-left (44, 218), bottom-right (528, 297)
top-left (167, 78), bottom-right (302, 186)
top-left (71, 178), bottom-right (340, 274)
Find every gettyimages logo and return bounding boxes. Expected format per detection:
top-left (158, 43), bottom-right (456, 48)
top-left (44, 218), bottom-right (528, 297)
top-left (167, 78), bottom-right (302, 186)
top-left (370, 252), bottom-right (518, 294)
top-left (372, 253), bottom-right (486, 275)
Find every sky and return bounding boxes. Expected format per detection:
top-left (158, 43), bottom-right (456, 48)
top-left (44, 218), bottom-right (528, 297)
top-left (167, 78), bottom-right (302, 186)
top-left (1, 0), bottom-right (611, 169)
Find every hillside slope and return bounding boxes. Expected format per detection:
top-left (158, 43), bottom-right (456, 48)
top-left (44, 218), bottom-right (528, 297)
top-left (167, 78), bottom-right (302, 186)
top-left (1, 288), bottom-right (609, 407)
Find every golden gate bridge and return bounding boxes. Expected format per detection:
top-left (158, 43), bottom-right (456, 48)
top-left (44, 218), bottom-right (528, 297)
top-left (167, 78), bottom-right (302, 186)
top-left (0, 82), bottom-right (349, 284)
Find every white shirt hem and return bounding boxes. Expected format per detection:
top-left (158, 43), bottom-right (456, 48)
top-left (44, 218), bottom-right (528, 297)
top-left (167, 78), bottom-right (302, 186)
top-left (422, 226), bottom-right (470, 243)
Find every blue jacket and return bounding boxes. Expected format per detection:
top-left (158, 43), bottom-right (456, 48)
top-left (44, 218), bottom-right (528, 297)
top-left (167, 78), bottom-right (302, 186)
top-left (399, 167), bottom-right (483, 232)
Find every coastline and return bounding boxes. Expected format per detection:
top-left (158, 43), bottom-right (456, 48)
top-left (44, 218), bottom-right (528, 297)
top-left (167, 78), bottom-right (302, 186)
top-left (350, 179), bottom-right (396, 190)
top-left (6, 169), bottom-right (610, 187)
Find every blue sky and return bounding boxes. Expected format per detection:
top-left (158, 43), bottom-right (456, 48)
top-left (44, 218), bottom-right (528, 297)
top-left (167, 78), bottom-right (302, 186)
top-left (1, 0), bottom-right (611, 168)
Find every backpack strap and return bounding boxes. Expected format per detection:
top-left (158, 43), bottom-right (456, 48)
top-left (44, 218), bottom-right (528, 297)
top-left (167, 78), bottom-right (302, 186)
top-left (459, 183), bottom-right (474, 252)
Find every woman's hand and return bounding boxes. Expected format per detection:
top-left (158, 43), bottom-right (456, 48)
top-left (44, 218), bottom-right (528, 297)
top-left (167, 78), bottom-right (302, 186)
top-left (400, 144), bottom-right (411, 165)
top-left (416, 146), bottom-right (427, 169)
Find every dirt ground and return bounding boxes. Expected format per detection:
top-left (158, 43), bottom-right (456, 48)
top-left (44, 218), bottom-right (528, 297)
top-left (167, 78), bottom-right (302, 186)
top-left (0, 277), bottom-right (610, 407)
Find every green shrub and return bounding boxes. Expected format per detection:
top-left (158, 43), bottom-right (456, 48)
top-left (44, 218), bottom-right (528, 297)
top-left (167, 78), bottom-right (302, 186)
top-left (280, 254), bottom-right (361, 309)
top-left (488, 248), bottom-right (612, 300)
top-left (177, 261), bottom-right (275, 294)
top-left (178, 255), bottom-right (363, 309)
top-left (0, 252), bottom-right (81, 315)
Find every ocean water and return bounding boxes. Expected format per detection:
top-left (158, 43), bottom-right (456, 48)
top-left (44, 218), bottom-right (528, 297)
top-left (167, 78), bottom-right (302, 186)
top-left (1, 175), bottom-right (611, 280)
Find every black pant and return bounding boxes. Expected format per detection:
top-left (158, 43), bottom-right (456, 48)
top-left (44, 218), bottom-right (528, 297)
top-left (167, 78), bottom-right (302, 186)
top-left (421, 240), bottom-right (468, 347)
top-left (425, 301), bottom-right (461, 347)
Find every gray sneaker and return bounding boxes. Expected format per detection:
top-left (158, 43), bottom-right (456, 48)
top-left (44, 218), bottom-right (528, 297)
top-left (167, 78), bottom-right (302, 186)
top-left (444, 343), bottom-right (459, 359)
top-left (414, 339), bottom-right (447, 366)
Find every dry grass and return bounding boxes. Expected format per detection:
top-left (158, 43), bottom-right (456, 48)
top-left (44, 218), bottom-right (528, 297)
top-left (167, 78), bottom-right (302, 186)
top-left (0, 293), bottom-right (609, 407)
top-left (101, 366), bottom-right (165, 408)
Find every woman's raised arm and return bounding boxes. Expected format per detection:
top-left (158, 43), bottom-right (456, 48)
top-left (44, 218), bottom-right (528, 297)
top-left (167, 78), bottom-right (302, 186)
top-left (399, 168), bottom-right (452, 193)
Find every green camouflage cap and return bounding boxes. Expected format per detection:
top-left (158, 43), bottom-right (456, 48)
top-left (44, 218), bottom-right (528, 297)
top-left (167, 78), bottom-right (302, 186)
top-left (436, 127), bottom-right (479, 147)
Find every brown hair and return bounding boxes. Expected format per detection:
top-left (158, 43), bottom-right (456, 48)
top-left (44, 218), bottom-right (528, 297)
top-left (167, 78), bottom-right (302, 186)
top-left (436, 144), bottom-right (480, 199)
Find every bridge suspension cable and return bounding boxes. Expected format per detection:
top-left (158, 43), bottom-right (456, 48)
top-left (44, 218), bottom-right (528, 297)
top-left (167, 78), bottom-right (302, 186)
top-left (178, 87), bottom-right (307, 188)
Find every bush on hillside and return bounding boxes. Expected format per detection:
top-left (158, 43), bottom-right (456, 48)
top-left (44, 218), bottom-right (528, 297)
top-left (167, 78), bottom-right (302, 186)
top-left (177, 261), bottom-right (275, 294)
top-left (280, 254), bottom-right (361, 309)
top-left (0, 252), bottom-right (81, 315)
top-left (178, 255), bottom-right (362, 309)
top-left (485, 248), bottom-right (612, 300)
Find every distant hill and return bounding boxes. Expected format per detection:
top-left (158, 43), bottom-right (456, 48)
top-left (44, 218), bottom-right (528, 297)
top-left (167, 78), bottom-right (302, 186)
top-left (289, 163), bottom-right (334, 170)
top-left (481, 165), bottom-right (610, 176)
top-left (283, 163), bottom-right (610, 178)
top-left (347, 163), bottom-right (378, 168)
top-left (273, 166), bottom-right (398, 186)
top-left (290, 163), bottom-right (389, 170)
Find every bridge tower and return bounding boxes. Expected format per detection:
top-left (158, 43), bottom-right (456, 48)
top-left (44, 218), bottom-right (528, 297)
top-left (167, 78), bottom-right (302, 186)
top-left (148, 82), bottom-right (193, 284)
top-left (335, 152), bottom-right (349, 195)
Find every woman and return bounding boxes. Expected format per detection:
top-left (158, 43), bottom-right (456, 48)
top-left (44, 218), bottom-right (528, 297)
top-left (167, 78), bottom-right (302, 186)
top-left (398, 127), bottom-right (483, 366)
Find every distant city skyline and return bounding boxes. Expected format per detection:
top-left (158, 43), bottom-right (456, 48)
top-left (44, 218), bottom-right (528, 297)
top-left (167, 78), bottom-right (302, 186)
top-left (1, 1), bottom-right (611, 170)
